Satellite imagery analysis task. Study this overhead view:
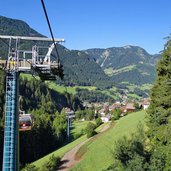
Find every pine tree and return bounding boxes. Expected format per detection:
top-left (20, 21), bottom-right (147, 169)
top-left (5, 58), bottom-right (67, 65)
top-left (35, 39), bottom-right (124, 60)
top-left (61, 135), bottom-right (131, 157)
top-left (147, 37), bottom-right (171, 170)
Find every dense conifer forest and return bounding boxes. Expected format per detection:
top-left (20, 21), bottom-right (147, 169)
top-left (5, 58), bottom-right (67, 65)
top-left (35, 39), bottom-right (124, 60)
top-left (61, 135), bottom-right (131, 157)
top-left (0, 71), bottom-right (84, 168)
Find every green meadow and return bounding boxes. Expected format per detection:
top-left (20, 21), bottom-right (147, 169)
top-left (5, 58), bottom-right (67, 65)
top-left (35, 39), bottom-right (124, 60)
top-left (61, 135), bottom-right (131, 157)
top-left (32, 121), bottom-right (106, 168)
top-left (72, 110), bottom-right (146, 171)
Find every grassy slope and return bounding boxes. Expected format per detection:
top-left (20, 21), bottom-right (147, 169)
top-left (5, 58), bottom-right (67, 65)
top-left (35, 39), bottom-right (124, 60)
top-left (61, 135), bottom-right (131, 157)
top-left (32, 121), bottom-right (107, 168)
top-left (46, 82), bottom-right (97, 95)
top-left (139, 83), bottom-right (153, 91)
top-left (104, 65), bottom-right (136, 76)
top-left (127, 93), bottom-right (141, 99)
top-left (21, 73), bottom-right (150, 100)
top-left (32, 135), bottom-right (88, 168)
top-left (71, 121), bottom-right (94, 137)
top-left (72, 110), bottom-right (146, 171)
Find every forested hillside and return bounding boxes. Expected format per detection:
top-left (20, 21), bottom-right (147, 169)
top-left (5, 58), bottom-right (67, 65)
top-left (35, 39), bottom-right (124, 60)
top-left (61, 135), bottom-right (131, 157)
top-left (0, 71), bottom-right (84, 168)
top-left (19, 76), bottom-right (83, 113)
top-left (84, 46), bottom-right (161, 85)
top-left (75, 88), bottom-right (114, 103)
top-left (0, 16), bottom-right (44, 59)
top-left (0, 16), bottom-right (162, 89)
top-left (58, 50), bottom-right (113, 89)
top-left (0, 16), bottom-right (113, 89)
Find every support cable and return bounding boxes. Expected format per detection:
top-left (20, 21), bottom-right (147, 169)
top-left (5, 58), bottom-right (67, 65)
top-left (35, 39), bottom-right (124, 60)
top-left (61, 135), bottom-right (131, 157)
top-left (40, 0), bottom-right (60, 63)
top-left (40, 0), bottom-right (64, 80)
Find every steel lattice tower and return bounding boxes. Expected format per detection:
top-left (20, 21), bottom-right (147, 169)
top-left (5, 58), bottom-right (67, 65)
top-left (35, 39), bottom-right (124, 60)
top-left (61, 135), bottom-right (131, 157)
top-left (2, 72), bottom-right (19, 171)
top-left (0, 35), bottom-right (64, 171)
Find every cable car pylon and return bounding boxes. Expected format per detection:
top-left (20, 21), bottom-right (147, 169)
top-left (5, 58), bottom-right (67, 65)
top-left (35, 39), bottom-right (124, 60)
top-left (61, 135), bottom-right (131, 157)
top-left (0, 35), bottom-right (64, 171)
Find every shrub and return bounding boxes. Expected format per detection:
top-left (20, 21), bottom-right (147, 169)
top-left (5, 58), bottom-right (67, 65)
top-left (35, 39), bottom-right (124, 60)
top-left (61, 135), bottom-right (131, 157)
top-left (95, 117), bottom-right (103, 127)
top-left (111, 108), bottom-right (121, 120)
top-left (105, 124), bottom-right (149, 170)
top-left (85, 122), bottom-right (97, 138)
top-left (40, 154), bottom-right (60, 171)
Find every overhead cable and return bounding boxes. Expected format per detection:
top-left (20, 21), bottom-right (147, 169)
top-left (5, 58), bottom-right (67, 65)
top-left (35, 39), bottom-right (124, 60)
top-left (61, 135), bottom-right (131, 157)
top-left (40, 0), bottom-right (60, 63)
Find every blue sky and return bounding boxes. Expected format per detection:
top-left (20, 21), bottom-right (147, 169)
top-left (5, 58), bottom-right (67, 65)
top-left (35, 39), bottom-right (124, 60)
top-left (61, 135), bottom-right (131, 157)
top-left (0, 0), bottom-right (171, 54)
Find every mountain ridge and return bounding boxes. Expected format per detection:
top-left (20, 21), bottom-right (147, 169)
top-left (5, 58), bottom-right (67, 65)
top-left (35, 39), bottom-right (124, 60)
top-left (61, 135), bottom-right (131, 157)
top-left (83, 46), bottom-right (161, 85)
top-left (0, 15), bottom-right (43, 37)
top-left (0, 16), bottom-right (162, 89)
top-left (0, 16), bottom-right (113, 89)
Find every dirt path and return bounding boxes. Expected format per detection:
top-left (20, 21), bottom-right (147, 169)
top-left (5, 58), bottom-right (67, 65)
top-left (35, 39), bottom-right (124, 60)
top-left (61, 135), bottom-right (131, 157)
top-left (58, 122), bottom-right (111, 171)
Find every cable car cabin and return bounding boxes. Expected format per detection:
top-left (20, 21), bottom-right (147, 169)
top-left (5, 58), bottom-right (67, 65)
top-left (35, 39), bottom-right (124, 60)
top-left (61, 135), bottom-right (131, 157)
top-left (19, 114), bottom-right (33, 131)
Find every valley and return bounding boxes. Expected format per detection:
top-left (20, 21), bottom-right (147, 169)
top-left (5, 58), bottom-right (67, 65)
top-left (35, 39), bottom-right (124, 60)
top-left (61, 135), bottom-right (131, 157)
top-left (0, 14), bottom-right (168, 171)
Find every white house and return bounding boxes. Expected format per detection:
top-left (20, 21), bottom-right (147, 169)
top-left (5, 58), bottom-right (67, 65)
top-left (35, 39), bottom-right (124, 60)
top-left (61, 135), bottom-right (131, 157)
top-left (101, 114), bottom-right (111, 122)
